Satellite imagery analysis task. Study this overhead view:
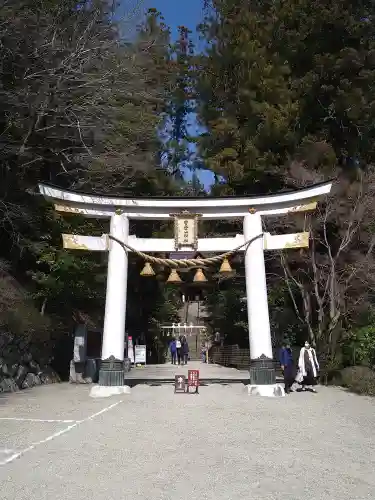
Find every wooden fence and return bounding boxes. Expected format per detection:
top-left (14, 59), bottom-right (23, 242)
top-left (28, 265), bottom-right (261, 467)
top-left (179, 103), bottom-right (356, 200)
top-left (208, 345), bottom-right (295, 371)
top-left (208, 345), bottom-right (251, 369)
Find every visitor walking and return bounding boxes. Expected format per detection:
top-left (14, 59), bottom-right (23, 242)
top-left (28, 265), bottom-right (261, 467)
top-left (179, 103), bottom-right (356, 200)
top-left (169, 338), bottom-right (177, 365)
top-left (279, 341), bottom-right (295, 394)
top-left (181, 336), bottom-right (189, 365)
top-left (298, 341), bottom-right (320, 393)
top-left (176, 336), bottom-right (182, 365)
top-left (201, 343), bottom-right (207, 363)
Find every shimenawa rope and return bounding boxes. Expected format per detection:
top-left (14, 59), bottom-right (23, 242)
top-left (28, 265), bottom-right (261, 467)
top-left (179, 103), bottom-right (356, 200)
top-left (107, 233), bottom-right (264, 269)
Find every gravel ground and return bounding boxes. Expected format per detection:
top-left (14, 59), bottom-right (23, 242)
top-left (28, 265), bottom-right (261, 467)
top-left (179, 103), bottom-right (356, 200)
top-left (1, 382), bottom-right (375, 500)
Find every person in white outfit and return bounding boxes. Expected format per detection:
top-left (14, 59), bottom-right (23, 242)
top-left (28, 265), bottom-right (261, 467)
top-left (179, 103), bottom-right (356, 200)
top-left (176, 337), bottom-right (182, 365)
top-left (297, 341), bottom-right (320, 393)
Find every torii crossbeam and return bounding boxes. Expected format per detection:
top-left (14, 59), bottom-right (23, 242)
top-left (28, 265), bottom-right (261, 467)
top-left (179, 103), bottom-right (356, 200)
top-left (39, 181), bottom-right (332, 397)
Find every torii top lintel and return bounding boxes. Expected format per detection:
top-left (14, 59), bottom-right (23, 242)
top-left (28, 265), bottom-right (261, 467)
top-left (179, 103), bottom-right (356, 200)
top-left (38, 181), bottom-right (332, 220)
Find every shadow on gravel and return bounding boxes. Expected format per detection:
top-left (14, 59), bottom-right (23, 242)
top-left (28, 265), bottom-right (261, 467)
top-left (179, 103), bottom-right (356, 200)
top-left (128, 380), bottom-right (248, 388)
top-left (126, 377), bottom-right (249, 388)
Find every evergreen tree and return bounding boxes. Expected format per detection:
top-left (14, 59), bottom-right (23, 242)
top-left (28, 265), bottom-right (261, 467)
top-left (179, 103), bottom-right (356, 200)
top-left (0, 2), bottom-right (183, 372)
top-left (159, 24), bottom-right (197, 181)
top-left (268, 0), bottom-right (375, 171)
top-left (196, 0), bottom-right (375, 356)
top-left (197, 0), bottom-right (297, 195)
top-left (198, 0), bottom-right (375, 187)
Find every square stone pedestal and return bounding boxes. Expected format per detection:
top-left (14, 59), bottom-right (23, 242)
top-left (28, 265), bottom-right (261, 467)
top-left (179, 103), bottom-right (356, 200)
top-left (90, 355), bottom-right (131, 398)
top-left (246, 384), bottom-right (285, 397)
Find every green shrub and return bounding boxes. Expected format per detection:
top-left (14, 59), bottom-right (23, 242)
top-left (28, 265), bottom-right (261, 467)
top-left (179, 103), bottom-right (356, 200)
top-left (342, 325), bottom-right (375, 367)
top-left (338, 366), bottom-right (375, 396)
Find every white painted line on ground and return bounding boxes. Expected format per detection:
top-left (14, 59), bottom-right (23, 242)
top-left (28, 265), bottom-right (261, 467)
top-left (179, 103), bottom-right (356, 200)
top-left (0, 418), bottom-right (77, 423)
top-left (0, 400), bottom-right (123, 466)
top-left (84, 401), bottom-right (124, 421)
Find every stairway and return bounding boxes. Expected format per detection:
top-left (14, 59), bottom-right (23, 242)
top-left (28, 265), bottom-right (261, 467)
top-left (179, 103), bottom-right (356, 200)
top-left (178, 299), bottom-right (209, 360)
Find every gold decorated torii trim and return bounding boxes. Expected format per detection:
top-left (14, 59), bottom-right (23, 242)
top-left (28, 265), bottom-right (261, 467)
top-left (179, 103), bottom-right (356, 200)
top-left (248, 201), bottom-right (316, 214)
top-left (62, 232), bottom-right (310, 253)
top-left (55, 204), bottom-right (81, 214)
top-left (287, 201), bottom-right (317, 213)
top-left (62, 234), bottom-right (108, 251)
top-left (263, 232), bottom-right (309, 250)
top-left (284, 232), bottom-right (309, 248)
top-left (62, 234), bottom-right (90, 250)
top-left (55, 201), bottom-right (318, 217)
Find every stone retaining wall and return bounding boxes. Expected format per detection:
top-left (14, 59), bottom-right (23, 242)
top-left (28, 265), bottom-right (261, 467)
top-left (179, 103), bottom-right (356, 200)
top-left (0, 332), bottom-right (60, 393)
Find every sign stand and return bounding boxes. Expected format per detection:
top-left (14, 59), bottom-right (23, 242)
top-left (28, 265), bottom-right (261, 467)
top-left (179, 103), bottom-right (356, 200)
top-left (187, 369), bottom-right (199, 394)
top-left (134, 345), bottom-right (146, 367)
top-left (174, 375), bottom-right (186, 393)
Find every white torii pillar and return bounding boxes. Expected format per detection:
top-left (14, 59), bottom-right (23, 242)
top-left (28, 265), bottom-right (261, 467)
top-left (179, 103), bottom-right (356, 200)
top-left (244, 213), bottom-right (275, 395)
top-left (99, 212), bottom-right (129, 387)
top-left (38, 181), bottom-right (332, 397)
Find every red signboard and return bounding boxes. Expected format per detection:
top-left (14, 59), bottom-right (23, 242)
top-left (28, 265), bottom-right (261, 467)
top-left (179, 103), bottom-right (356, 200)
top-left (188, 370), bottom-right (199, 393)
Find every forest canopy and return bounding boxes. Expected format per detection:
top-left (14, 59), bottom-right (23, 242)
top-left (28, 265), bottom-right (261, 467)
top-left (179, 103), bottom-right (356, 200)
top-left (1, 0), bottom-right (375, 382)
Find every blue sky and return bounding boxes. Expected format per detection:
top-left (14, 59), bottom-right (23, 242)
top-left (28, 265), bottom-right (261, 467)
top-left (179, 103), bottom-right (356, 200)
top-left (145, 0), bottom-right (206, 49)
top-left (144, 0), bottom-right (216, 189)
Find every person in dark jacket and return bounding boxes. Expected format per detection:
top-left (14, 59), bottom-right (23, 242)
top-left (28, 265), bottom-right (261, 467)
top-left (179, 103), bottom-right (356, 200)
top-left (279, 341), bottom-right (295, 394)
top-left (176, 336), bottom-right (182, 365)
top-left (169, 338), bottom-right (177, 365)
top-left (181, 336), bottom-right (189, 365)
top-left (201, 343), bottom-right (207, 363)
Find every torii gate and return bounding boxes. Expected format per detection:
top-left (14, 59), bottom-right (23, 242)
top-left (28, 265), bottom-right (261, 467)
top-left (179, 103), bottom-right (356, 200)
top-left (38, 181), bottom-right (332, 397)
